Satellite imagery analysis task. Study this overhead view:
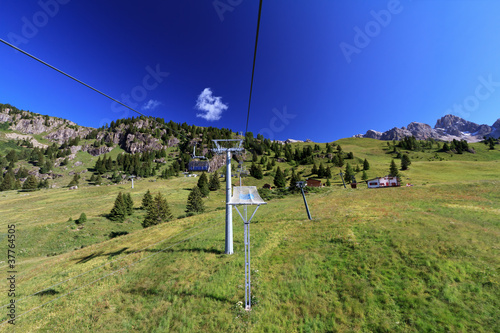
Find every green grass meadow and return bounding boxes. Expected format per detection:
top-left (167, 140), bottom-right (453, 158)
top-left (0, 138), bottom-right (499, 332)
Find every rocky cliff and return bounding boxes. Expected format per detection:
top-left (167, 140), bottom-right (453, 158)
top-left (357, 115), bottom-right (499, 142)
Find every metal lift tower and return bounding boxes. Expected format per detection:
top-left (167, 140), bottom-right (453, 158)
top-left (212, 139), bottom-right (245, 254)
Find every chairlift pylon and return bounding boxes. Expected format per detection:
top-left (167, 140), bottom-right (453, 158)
top-left (192, 144), bottom-right (206, 160)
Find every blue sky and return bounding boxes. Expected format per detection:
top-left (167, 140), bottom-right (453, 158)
top-left (1, 0), bottom-right (500, 142)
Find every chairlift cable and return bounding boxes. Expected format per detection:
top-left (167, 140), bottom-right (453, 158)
top-left (0, 38), bottom-right (190, 142)
top-left (244, 0), bottom-right (263, 138)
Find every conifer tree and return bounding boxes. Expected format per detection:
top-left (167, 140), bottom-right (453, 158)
top-left (289, 169), bottom-right (300, 192)
top-left (208, 171), bottom-right (220, 191)
top-left (68, 174), bottom-right (80, 187)
top-left (142, 192), bottom-right (173, 228)
top-left (0, 172), bottom-right (15, 191)
top-left (78, 213), bottom-right (87, 224)
top-left (337, 153), bottom-right (344, 168)
top-left (273, 166), bottom-right (286, 188)
top-left (108, 192), bottom-right (127, 222)
top-left (362, 170), bottom-right (368, 181)
top-left (344, 163), bottom-right (354, 184)
top-left (38, 179), bottom-right (49, 189)
top-left (325, 166), bottom-right (332, 179)
top-left (389, 159), bottom-right (399, 177)
top-left (124, 193), bottom-right (134, 215)
top-left (311, 163), bottom-right (318, 175)
top-left (141, 189), bottom-right (153, 209)
top-left (326, 178), bottom-right (331, 186)
top-left (318, 163), bottom-right (325, 178)
top-left (363, 158), bottom-right (370, 170)
top-left (186, 186), bottom-right (205, 214)
top-left (250, 162), bottom-right (263, 179)
top-left (401, 154), bottom-right (411, 170)
top-left (331, 155), bottom-right (340, 167)
top-left (197, 172), bottom-right (210, 197)
top-left (22, 175), bottom-right (38, 191)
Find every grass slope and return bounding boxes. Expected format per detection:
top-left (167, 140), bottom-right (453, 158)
top-left (0, 138), bottom-right (499, 332)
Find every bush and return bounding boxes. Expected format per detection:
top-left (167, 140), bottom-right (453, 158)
top-left (78, 213), bottom-right (87, 224)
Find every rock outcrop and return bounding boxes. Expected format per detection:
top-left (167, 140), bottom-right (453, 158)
top-left (356, 115), bottom-right (499, 142)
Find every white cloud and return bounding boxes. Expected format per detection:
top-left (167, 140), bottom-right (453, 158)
top-left (195, 88), bottom-right (228, 121)
top-left (142, 99), bottom-right (161, 111)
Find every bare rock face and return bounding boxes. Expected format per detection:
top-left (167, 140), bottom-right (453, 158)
top-left (380, 127), bottom-right (412, 140)
top-left (407, 122), bottom-right (439, 140)
top-left (363, 130), bottom-right (383, 140)
top-left (434, 115), bottom-right (482, 136)
top-left (125, 133), bottom-right (163, 154)
top-left (167, 136), bottom-right (180, 147)
top-left (359, 114), bottom-right (497, 142)
top-left (0, 113), bottom-right (12, 122)
top-left (82, 145), bottom-right (113, 156)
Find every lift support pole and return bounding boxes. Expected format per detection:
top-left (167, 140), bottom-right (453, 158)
top-left (296, 181), bottom-right (312, 220)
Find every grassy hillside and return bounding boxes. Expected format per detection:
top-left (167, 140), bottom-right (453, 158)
top-left (0, 137), bottom-right (499, 332)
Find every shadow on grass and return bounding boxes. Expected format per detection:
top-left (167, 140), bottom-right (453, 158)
top-left (72, 246), bottom-right (223, 264)
top-left (107, 247), bottom-right (129, 258)
top-left (74, 251), bottom-right (104, 264)
top-left (35, 289), bottom-right (59, 296)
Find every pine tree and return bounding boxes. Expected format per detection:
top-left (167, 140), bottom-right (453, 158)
top-left (401, 154), bottom-right (411, 170)
top-left (38, 179), bottom-right (49, 189)
top-left (108, 192), bottom-right (127, 222)
top-left (337, 153), bottom-right (344, 168)
top-left (142, 192), bottom-right (173, 228)
top-left (141, 189), bottom-right (153, 209)
top-left (186, 186), bottom-right (205, 214)
top-left (77, 213), bottom-right (87, 224)
top-left (209, 171), bottom-right (220, 191)
top-left (124, 193), bottom-right (134, 215)
top-left (311, 163), bottom-right (318, 175)
top-left (362, 170), bottom-right (368, 181)
top-left (6, 150), bottom-right (18, 163)
top-left (22, 175), bottom-right (38, 191)
top-left (344, 163), bottom-right (354, 184)
top-left (197, 172), bottom-right (210, 197)
top-left (289, 169), bottom-right (300, 192)
top-left (331, 155), bottom-right (340, 167)
top-left (363, 158), bottom-right (370, 170)
top-left (250, 163), bottom-right (263, 179)
top-left (68, 174), bottom-right (79, 187)
top-left (273, 166), bottom-right (286, 188)
top-left (0, 172), bottom-right (15, 191)
top-left (318, 163), bottom-right (325, 178)
top-left (252, 151), bottom-right (258, 162)
top-left (325, 166), bottom-right (332, 179)
top-left (326, 178), bottom-right (331, 186)
top-left (389, 159), bottom-right (399, 177)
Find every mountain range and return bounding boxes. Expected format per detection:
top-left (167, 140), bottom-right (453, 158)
top-left (354, 114), bottom-right (500, 143)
